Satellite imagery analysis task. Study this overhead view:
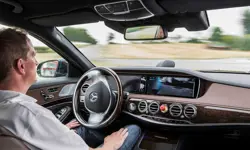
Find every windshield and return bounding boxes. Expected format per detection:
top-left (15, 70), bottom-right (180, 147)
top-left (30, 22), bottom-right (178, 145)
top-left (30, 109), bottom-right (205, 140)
top-left (58, 6), bottom-right (250, 73)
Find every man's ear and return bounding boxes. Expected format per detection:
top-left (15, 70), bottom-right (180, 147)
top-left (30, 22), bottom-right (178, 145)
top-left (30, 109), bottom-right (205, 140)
top-left (15, 58), bottom-right (26, 75)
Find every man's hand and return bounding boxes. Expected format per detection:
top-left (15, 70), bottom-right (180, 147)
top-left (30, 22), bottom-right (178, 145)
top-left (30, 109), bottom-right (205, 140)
top-left (102, 128), bottom-right (128, 150)
top-left (65, 120), bottom-right (80, 129)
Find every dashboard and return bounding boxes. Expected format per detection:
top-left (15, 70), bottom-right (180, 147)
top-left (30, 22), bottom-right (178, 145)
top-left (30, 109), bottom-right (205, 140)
top-left (28, 67), bottom-right (250, 128)
top-left (108, 68), bottom-right (250, 127)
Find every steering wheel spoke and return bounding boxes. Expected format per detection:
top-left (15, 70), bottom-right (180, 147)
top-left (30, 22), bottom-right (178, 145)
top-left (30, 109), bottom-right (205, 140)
top-left (87, 70), bottom-right (102, 83)
top-left (89, 71), bottom-right (110, 90)
top-left (88, 113), bottom-right (105, 124)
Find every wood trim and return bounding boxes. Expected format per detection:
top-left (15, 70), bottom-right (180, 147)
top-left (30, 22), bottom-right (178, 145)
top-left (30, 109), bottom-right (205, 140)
top-left (128, 83), bottom-right (250, 110)
top-left (125, 99), bottom-right (250, 124)
top-left (126, 83), bottom-right (250, 124)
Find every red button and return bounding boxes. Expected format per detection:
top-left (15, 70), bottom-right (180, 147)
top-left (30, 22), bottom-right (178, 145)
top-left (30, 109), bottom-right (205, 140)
top-left (160, 105), bottom-right (166, 111)
top-left (160, 104), bottom-right (168, 113)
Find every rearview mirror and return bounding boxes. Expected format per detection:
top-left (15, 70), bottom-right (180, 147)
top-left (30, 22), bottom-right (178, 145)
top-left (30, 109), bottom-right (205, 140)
top-left (124, 25), bottom-right (167, 40)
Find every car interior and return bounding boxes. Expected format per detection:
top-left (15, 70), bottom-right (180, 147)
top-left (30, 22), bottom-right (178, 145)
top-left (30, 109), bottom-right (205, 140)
top-left (1, 0), bottom-right (250, 150)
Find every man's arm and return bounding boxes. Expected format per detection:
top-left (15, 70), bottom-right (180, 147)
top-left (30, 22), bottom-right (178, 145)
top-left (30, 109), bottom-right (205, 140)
top-left (22, 108), bottom-right (128, 150)
top-left (22, 110), bottom-right (89, 150)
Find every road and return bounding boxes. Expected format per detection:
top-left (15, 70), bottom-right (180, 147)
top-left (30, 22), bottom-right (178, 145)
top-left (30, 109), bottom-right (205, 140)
top-left (92, 58), bottom-right (250, 72)
top-left (80, 45), bottom-right (103, 60)
top-left (79, 46), bottom-right (250, 72)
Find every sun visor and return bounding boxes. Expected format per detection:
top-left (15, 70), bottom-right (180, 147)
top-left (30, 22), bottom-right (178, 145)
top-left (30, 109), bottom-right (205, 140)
top-left (30, 11), bottom-right (103, 27)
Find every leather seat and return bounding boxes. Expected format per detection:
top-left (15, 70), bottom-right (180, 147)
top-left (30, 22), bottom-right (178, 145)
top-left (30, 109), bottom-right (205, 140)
top-left (0, 125), bottom-right (30, 150)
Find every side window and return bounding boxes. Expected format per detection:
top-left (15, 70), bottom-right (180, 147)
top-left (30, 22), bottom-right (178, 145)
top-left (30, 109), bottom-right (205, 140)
top-left (31, 36), bottom-right (69, 79)
top-left (28, 36), bottom-right (68, 79)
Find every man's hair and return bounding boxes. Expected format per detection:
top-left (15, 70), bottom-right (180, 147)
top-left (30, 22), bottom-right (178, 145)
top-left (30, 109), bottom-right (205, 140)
top-left (0, 28), bottom-right (30, 82)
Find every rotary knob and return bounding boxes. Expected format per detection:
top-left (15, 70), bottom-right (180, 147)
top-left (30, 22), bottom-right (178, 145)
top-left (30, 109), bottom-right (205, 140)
top-left (128, 102), bottom-right (137, 112)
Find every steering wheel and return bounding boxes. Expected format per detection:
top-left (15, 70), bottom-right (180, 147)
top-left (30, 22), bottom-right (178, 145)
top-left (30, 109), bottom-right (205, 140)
top-left (72, 67), bottom-right (123, 129)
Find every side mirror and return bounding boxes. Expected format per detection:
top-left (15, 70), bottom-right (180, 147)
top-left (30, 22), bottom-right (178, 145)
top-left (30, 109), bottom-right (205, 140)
top-left (124, 25), bottom-right (167, 40)
top-left (37, 60), bottom-right (68, 78)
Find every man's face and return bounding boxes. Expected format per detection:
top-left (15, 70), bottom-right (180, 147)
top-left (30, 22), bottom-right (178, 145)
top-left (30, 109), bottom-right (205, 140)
top-left (23, 40), bottom-right (38, 85)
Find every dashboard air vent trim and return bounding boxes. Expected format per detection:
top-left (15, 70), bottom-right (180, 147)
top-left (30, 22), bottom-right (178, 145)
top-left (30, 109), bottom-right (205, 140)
top-left (184, 104), bottom-right (197, 119)
top-left (138, 100), bottom-right (147, 113)
top-left (169, 103), bottom-right (182, 117)
top-left (47, 87), bottom-right (59, 93)
top-left (81, 83), bottom-right (90, 94)
top-left (148, 101), bottom-right (159, 114)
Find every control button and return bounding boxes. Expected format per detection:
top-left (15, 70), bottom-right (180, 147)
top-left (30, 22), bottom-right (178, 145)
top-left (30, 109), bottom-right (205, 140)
top-left (159, 118), bottom-right (166, 122)
top-left (168, 120), bottom-right (174, 123)
top-left (105, 4), bottom-right (114, 13)
top-left (40, 90), bottom-right (46, 97)
top-left (128, 0), bottom-right (143, 10)
top-left (128, 102), bottom-right (137, 112)
top-left (113, 2), bottom-right (128, 12)
top-left (61, 108), bottom-right (67, 113)
top-left (106, 2), bottom-right (128, 13)
top-left (45, 94), bottom-right (54, 101)
top-left (55, 114), bottom-right (61, 118)
top-left (95, 5), bottom-right (110, 14)
top-left (160, 104), bottom-right (168, 113)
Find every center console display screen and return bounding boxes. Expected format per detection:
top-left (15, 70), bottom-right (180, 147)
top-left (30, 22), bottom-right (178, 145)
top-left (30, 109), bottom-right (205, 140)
top-left (145, 76), bottom-right (197, 98)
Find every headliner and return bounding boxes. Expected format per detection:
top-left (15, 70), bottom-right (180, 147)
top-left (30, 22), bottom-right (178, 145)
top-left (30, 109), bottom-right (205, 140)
top-left (1, 0), bottom-right (250, 32)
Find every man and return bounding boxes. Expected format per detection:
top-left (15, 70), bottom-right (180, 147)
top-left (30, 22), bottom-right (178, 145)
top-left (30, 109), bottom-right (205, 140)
top-left (0, 28), bottom-right (141, 150)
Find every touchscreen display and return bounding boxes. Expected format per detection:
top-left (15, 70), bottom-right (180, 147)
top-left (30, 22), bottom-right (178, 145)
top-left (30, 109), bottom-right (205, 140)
top-left (146, 76), bottom-right (196, 98)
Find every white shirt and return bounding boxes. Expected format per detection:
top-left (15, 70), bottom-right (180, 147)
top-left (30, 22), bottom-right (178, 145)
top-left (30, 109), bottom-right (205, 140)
top-left (0, 90), bottom-right (89, 150)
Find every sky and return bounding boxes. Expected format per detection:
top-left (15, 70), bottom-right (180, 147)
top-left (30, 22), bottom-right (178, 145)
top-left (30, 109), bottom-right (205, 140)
top-left (0, 6), bottom-right (249, 46)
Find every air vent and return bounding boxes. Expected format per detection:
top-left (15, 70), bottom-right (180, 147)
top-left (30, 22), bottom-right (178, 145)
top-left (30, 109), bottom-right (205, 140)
top-left (148, 101), bottom-right (159, 114)
top-left (184, 104), bottom-right (197, 119)
top-left (169, 103), bottom-right (182, 117)
top-left (47, 87), bottom-right (59, 93)
top-left (138, 101), bottom-right (147, 113)
top-left (82, 84), bottom-right (89, 94)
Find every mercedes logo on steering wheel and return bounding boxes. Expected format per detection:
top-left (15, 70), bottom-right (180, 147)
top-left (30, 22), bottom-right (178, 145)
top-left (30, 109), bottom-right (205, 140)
top-left (89, 92), bottom-right (98, 102)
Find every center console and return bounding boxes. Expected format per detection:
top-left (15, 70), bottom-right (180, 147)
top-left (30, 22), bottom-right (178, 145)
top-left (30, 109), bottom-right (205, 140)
top-left (125, 98), bottom-right (197, 125)
top-left (122, 74), bottom-right (200, 126)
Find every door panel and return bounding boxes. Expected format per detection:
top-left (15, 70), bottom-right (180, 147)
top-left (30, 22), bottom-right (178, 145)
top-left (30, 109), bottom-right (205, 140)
top-left (27, 77), bottom-right (78, 105)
